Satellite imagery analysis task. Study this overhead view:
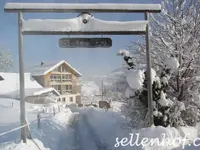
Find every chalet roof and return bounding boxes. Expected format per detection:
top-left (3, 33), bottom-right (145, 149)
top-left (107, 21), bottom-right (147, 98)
top-left (0, 72), bottom-right (60, 98)
top-left (0, 72), bottom-right (42, 95)
top-left (1, 87), bottom-right (60, 99)
top-left (28, 60), bottom-right (82, 77)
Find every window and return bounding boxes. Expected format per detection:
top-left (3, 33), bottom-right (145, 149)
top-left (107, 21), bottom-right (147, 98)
top-left (62, 74), bottom-right (67, 80)
top-left (62, 67), bottom-right (68, 72)
top-left (53, 67), bottom-right (60, 72)
top-left (68, 74), bottom-right (72, 80)
top-left (52, 85), bottom-right (61, 93)
top-left (50, 74), bottom-right (61, 81)
top-left (62, 74), bottom-right (72, 81)
top-left (68, 85), bottom-right (72, 92)
top-left (62, 85), bottom-right (72, 93)
top-left (70, 97), bottom-right (73, 102)
top-left (62, 98), bottom-right (66, 102)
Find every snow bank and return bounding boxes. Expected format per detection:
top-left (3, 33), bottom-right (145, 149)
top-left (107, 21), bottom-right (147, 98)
top-left (81, 107), bottom-right (131, 149)
top-left (110, 101), bottom-right (126, 113)
top-left (2, 139), bottom-right (50, 150)
top-left (52, 108), bottom-right (76, 126)
top-left (81, 107), bottom-right (200, 150)
top-left (134, 125), bottom-right (183, 149)
top-left (126, 70), bottom-right (144, 90)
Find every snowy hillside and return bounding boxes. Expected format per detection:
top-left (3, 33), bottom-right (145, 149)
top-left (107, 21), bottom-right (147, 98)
top-left (80, 68), bottom-right (126, 104)
top-left (90, 67), bottom-right (125, 82)
top-left (81, 81), bottom-right (100, 96)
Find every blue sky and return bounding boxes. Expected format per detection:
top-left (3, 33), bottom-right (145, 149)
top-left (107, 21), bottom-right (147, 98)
top-left (0, 0), bottom-right (158, 77)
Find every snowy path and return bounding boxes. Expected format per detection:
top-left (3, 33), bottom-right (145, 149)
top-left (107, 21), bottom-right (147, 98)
top-left (74, 113), bottom-right (111, 150)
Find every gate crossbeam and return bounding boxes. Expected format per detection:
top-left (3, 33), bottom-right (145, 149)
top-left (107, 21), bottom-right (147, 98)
top-left (5, 3), bottom-right (161, 13)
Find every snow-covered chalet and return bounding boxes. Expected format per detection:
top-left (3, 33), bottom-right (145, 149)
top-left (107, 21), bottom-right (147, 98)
top-left (28, 60), bottom-right (82, 104)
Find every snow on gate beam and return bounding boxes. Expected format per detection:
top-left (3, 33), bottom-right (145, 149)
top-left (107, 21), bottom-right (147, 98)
top-left (22, 31), bottom-right (146, 35)
top-left (4, 3), bottom-right (161, 13)
top-left (22, 18), bottom-right (148, 35)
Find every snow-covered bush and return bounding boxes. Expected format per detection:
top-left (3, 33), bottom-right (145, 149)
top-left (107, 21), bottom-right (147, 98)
top-left (121, 96), bottom-right (147, 128)
top-left (115, 49), bottom-right (148, 127)
top-left (107, 74), bottom-right (147, 128)
top-left (169, 100), bottom-right (185, 127)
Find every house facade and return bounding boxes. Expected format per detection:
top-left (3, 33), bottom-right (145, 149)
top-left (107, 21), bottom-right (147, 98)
top-left (29, 60), bottom-right (82, 104)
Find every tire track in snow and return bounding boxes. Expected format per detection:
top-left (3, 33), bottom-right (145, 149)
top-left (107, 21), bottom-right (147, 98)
top-left (73, 114), bottom-right (98, 150)
top-left (83, 114), bottom-right (112, 150)
top-left (73, 113), bottom-right (112, 150)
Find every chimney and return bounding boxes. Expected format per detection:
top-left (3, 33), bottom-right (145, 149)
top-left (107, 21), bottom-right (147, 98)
top-left (41, 62), bottom-right (44, 66)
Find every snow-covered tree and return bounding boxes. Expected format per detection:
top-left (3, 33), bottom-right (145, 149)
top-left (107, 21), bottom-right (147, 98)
top-left (129, 0), bottom-right (200, 126)
top-left (118, 48), bottom-right (183, 127)
top-left (0, 48), bottom-right (13, 71)
top-left (106, 71), bottom-right (147, 128)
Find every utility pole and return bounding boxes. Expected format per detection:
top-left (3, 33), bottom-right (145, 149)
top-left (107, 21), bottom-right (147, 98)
top-left (101, 81), bottom-right (104, 101)
top-left (145, 12), bottom-right (154, 126)
top-left (18, 12), bottom-right (27, 143)
top-left (95, 81), bottom-right (106, 101)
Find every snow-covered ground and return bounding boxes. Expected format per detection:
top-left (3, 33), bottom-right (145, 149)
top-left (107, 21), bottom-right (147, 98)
top-left (0, 98), bottom-right (76, 150)
top-left (1, 98), bottom-right (200, 150)
top-left (0, 98), bottom-right (65, 143)
top-left (1, 139), bottom-right (50, 150)
top-left (62, 106), bottom-right (200, 150)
